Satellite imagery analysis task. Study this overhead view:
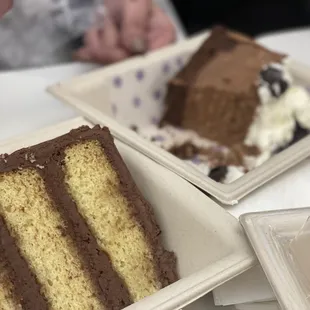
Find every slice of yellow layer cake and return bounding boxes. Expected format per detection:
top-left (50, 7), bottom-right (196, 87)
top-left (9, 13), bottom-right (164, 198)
top-left (0, 126), bottom-right (178, 310)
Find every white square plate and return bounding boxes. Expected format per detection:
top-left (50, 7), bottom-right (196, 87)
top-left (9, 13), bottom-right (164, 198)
top-left (240, 208), bottom-right (310, 310)
top-left (48, 32), bottom-right (310, 205)
top-left (0, 117), bottom-right (255, 310)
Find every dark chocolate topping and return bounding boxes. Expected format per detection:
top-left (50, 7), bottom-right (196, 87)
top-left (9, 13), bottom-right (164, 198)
top-left (259, 64), bottom-right (289, 97)
top-left (208, 166), bottom-right (228, 183)
top-left (0, 126), bottom-right (178, 308)
top-left (0, 216), bottom-right (49, 310)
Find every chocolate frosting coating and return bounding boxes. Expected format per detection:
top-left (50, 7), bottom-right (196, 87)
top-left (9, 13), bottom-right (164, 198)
top-left (0, 126), bottom-right (178, 309)
top-left (0, 216), bottom-right (48, 310)
top-left (0, 216), bottom-right (49, 309)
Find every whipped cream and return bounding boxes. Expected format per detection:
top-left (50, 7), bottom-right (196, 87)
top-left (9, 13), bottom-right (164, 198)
top-left (135, 124), bottom-right (247, 183)
top-left (258, 62), bottom-right (293, 104)
top-left (246, 63), bottom-right (310, 153)
top-left (245, 88), bottom-right (296, 152)
top-left (291, 87), bottom-right (310, 129)
top-left (243, 151), bottom-right (271, 170)
top-left (137, 125), bottom-right (219, 151)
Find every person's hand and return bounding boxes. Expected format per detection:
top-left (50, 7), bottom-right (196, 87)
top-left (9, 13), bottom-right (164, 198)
top-left (0, 0), bottom-right (12, 17)
top-left (145, 4), bottom-right (177, 51)
top-left (74, 0), bottom-right (176, 64)
top-left (117, 0), bottom-right (176, 52)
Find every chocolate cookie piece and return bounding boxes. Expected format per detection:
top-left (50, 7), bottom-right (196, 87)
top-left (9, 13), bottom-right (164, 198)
top-left (208, 166), bottom-right (228, 183)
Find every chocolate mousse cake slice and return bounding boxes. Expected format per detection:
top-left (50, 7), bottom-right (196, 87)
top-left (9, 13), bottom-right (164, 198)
top-left (161, 26), bottom-right (285, 147)
top-left (0, 126), bottom-right (177, 310)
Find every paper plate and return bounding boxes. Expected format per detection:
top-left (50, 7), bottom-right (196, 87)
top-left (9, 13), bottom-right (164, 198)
top-left (0, 117), bottom-right (255, 310)
top-left (47, 32), bottom-right (310, 205)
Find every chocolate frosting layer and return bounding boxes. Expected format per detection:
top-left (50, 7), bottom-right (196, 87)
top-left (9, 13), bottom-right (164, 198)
top-left (0, 216), bottom-right (49, 310)
top-left (0, 125), bottom-right (178, 309)
top-left (92, 127), bottom-right (178, 288)
top-left (40, 157), bottom-right (133, 309)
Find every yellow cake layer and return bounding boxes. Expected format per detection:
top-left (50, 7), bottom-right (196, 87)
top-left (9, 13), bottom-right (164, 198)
top-left (64, 140), bottom-right (161, 301)
top-left (0, 260), bottom-right (21, 310)
top-left (0, 169), bottom-right (104, 310)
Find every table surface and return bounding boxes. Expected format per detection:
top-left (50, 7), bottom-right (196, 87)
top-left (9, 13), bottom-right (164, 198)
top-left (2, 28), bottom-right (310, 309)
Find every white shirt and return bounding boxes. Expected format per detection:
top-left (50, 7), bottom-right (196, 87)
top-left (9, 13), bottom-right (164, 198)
top-left (0, 0), bottom-right (99, 69)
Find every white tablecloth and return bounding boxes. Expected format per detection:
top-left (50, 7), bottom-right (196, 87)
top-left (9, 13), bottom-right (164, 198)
top-left (2, 28), bottom-right (310, 309)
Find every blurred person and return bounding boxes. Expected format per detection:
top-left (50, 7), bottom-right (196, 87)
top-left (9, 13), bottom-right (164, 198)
top-left (74, 0), bottom-right (176, 64)
top-left (0, 0), bottom-right (12, 17)
top-left (0, 0), bottom-right (175, 70)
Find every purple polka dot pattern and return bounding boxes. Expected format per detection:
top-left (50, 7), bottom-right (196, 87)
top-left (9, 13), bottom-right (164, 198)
top-left (176, 57), bottom-right (183, 68)
top-left (108, 54), bottom-right (194, 129)
top-left (151, 116), bottom-right (159, 125)
top-left (133, 96), bottom-right (141, 108)
top-left (191, 156), bottom-right (201, 164)
top-left (152, 135), bottom-right (165, 142)
top-left (113, 76), bottom-right (123, 88)
top-left (107, 52), bottom-right (224, 178)
top-left (163, 62), bottom-right (171, 74)
top-left (136, 70), bottom-right (145, 81)
top-left (153, 89), bottom-right (162, 101)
